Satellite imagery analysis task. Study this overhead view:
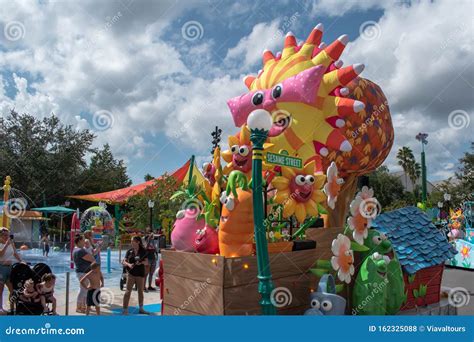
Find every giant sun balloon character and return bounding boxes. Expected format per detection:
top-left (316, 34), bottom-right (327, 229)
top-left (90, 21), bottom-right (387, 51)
top-left (226, 24), bottom-right (394, 226)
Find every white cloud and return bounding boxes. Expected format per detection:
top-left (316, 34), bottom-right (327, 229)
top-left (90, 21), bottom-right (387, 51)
top-left (225, 21), bottom-right (282, 71)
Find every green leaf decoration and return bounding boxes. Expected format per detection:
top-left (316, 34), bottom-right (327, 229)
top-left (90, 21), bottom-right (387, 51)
top-left (317, 203), bottom-right (327, 215)
top-left (170, 190), bottom-right (186, 201)
top-left (413, 289), bottom-right (419, 298)
top-left (419, 284), bottom-right (427, 297)
top-left (408, 274), bottom-right (416, 284)
top-left (315, 259), bottom-right (331, 269)
top-left (292, 217), bottom-right (317, 238)
top-left (351, 241), bottom-right (370, 252)
top-left (226, 171), bottom-right (249, 198)
top-left (335, 284), bottom-right (345, 293)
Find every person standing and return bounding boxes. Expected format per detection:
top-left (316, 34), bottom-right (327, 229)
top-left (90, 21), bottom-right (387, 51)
top-left (144, 229), bottom-right (157, 292)
top-left (84, 230), bottom-right (102, 264)
top-left (0, 228), bottom-right (23, 313)
top-left (73, 235), bottom-right (95, 313)
top-left (41, 234), bottom-right (50, 257)
top-left (80, 262), bottom-right (104, 315)
top-left (122, 236), bottom-right (149, 315)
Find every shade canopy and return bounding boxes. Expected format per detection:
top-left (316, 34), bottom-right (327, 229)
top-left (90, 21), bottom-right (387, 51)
top-left (67, 158), bottom-right (206, 204)
top-left (30, 206), bottom-right (76, 214)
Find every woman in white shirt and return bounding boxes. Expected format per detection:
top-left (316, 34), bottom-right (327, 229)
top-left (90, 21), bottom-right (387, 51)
top-left (0, 227), bottom-right (23, 313)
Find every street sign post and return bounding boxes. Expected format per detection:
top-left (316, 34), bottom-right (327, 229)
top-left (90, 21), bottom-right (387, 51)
top-left (265, 152), bottom-right (302, 169)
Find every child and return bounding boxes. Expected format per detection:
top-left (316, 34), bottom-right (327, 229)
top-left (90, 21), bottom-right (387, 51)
top-left (37, 273), bottom-right (57, 314)
top-left (80, 262), bottom-right (104, 315)
top-left (20, 279), bottom-right (41, 304)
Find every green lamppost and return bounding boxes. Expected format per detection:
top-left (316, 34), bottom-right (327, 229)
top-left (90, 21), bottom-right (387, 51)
top-left (247, 109), bottom-right (277, 315)
top-left (416, 132), bottom-right (428, 203)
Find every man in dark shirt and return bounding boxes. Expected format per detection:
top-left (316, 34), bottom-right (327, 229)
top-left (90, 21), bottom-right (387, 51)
top-left (73, 235), bottom-right (95, 313)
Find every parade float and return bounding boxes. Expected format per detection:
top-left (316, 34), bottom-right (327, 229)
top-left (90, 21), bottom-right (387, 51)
top-left (158, 23), bottom-right (440, 316)
top-left (446, 202), bottom-right (474, 270)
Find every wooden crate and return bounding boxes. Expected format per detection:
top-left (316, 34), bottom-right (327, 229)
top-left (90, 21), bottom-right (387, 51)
top-left (162, 227), bottom-right (344, 316)
top-left (162, 248), bottom-right (318, 315)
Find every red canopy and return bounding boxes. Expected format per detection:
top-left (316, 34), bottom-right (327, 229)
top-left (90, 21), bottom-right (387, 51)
top-left (68, 159), bottom-right (191, 204)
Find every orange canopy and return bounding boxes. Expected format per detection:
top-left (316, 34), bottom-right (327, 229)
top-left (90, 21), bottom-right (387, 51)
top-left (68, 159), bottom-right (191, 204)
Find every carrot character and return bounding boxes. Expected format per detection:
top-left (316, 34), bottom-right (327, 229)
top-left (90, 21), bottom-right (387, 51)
top-left (218, 171), bottom-right (254, 257)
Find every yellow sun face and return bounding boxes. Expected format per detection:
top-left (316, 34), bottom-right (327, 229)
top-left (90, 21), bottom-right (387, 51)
top-left (271, 161), bottom-right (326, 223)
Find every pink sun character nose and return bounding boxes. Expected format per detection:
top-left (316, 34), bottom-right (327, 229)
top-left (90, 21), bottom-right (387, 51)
top-left (262, 98), bottom-right (275, 111)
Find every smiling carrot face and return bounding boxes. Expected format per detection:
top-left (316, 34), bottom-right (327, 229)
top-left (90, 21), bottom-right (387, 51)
top-left (218, 171), bottom-right (254, 257)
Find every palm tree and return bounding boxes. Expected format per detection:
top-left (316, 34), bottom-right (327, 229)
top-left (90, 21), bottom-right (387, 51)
top-left (397, 147), bottom-right (415, 189)
top-left (408, 161), bottom-right (421, 191)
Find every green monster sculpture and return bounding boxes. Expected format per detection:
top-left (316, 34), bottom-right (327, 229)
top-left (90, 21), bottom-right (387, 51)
top-left (352, 230), bottom-right (405, 315)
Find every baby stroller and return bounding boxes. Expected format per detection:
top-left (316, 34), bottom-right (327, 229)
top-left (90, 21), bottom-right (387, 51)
top-left (10, 262), bottom-right (54, 315)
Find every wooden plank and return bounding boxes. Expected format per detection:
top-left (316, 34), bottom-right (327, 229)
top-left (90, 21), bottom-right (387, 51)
top-left (162, 249), bottom-right (224, 286)
top-left (224, 274), bottom-right (312, 315)
top-left (306, 227), bottom-right (344, 261)
top-left (223, 249), bottom-right (318, 288)
top-left (163, 303), bottom-right (203, 316)
top-left (163, 273), bottom-right (224, 315)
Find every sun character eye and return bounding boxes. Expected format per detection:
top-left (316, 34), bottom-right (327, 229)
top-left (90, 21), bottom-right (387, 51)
top-left (176, 210), bottom-right (185, 219)
top-left (372, 236), bottom-right (382, 245)
top-left (380, 233), bottom-right (387, 240)
top-left (272, 83), bottom-right (283, 99)
top-left (224, 197), bottom-right (235, 211)
top-left (321, 300), bottom-right (333, 311)
top-left (305, 175), bottom-right (315, 185)
top-left (310, 299), bottom-right (320, 309)
top-left (239, 146), bottom-right (249, 156)
top-left (295, 175), bottom-right (306, 186)
top-left (231, 145), bottom-right (239, 154)
top-left (252, 91), bottom-right (264, 106)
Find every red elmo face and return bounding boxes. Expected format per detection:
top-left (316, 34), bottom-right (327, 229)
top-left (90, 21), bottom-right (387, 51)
top-left (203, 162), bottom-right (216, 186)
top-left (289, 174), bottom-right (315, 203)
top-left (230, 144), bottom-right (252, 173)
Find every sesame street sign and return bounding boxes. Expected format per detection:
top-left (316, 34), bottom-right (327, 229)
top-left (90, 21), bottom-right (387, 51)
top-left (266, 152), bottom-right (302, 169)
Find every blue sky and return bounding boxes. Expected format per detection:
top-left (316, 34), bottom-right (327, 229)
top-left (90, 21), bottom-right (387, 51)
top-left (0, 0), bottom-right (472, 187)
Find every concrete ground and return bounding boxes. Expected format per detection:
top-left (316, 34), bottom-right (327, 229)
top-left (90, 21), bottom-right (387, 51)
top-left (441, 267), bottom-right (474, 315)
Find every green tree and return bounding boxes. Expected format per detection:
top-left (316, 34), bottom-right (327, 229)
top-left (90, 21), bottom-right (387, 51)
top-left (367, 166), bottom-right (407, 210)
top-left (78, 144), bottom-right (131, 195)
top-left (144, 173), bottom-right (154, 181)
top-left (127, 174), bottom-right (180, 234)
top-left (430, 142), bottom-right (474, 207)
top-left (0, 110), bottom-right (95, 205)
top-left (396, 146), bottom-right (415, 188)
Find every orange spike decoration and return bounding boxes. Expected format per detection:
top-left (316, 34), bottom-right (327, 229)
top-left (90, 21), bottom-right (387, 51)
top-left (227, 24), bottom-right (394, 177)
